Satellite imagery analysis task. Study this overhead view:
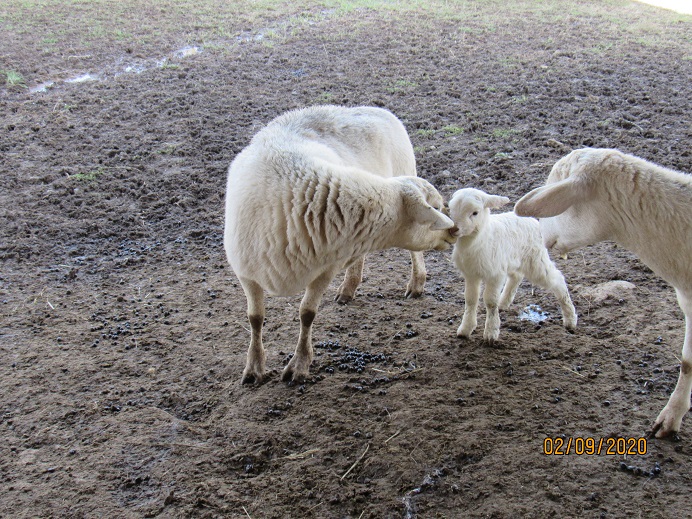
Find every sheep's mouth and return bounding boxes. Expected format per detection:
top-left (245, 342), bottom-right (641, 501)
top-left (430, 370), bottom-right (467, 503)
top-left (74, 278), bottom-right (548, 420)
top-left (448, 226), bottom-right (460, 238)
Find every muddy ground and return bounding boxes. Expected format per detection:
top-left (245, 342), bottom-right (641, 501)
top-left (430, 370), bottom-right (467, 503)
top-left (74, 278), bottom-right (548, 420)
top-left (1, 2), bottom-right (691, 518)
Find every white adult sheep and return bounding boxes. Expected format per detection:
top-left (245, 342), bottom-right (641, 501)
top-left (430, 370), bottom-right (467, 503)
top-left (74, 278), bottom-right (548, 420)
top-left (224, 105), bottom-right (458, 384)
top-left (448, 187), bottom-right (577, 342)
top-left (514, 148), bottom-right (692, 439)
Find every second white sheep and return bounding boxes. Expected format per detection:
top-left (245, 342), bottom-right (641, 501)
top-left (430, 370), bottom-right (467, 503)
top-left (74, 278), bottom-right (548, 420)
top-left (448, 187), bottom-right (577, 342)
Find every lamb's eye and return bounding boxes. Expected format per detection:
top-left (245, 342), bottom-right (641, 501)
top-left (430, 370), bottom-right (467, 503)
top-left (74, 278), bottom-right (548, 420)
top-left (472, 211), bottom-right (478, 216)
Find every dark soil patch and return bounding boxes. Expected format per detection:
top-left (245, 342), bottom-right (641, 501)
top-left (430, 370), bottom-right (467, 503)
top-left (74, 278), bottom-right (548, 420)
top-left (1, 3), bottom-right (691, 518)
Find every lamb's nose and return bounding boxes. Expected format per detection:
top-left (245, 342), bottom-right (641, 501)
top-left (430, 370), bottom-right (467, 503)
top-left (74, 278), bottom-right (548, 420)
top-left (448, 225), bottom-right (460, 238)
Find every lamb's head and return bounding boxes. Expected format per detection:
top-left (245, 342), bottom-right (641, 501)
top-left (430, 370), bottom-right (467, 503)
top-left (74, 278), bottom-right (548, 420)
top-left (395, 177), bottom-right (458, 251)
top-left (448, 188), bottom-right (510, 237)
top-left (514, 148), bottom-right (612, 255)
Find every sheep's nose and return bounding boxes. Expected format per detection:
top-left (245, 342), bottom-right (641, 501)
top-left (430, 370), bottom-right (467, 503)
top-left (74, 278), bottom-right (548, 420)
top-left (448, 225), bottom-right (460, 238)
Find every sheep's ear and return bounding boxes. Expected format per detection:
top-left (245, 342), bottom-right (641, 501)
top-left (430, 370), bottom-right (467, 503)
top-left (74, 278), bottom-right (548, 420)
top-left (514, 178), bottom-right (584, 218)
top-left (411, 200), bottom-right (455, 230)
top-left (483, 195), bottom-right (511, 210)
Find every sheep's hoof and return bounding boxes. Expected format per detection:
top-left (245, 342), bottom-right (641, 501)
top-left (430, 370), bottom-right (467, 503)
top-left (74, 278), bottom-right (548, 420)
top-left (648, 421), bottom-right (680, 440)
top-left (405, 289), bottom-right (423, 299)
top-left (281, 367), bottom-right (308, 384)
top-left (335, 293), bottom-right (353, 305)
top-left (241, 371), bottom-right (264, 385)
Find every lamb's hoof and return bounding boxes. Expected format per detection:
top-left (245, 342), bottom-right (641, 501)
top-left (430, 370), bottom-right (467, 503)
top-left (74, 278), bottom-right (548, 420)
top-left (482, 337), bottom-right (504, 348)
top-left (335, 293), bottom-right (353, 305)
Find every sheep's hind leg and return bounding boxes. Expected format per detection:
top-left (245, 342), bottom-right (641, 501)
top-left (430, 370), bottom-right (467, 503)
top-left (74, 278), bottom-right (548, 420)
top-left (651, 291), bottom-right (691, 438)
top-left (335, 255), bottom-right (364, 305)
top-left (239, 277), bottom-right (266, 385)
top-left (405, 251), bottom-right (427, 298)
top-left (499, 273), bottom-right (521, 310)
top-left (482, 278), bottom-right (504, 343)
top-left (283, 269), bottom-right (336, 383)
top-left (457, 278), bottom-right (481, 339)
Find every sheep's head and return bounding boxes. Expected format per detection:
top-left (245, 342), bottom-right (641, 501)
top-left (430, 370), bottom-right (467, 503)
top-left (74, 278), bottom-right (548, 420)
top-left (514, 148), bottom-right (609, 255)
top-left (396, 177), bottom-right (458, 251)
top-left (449, 188), bottom-right (510, 237)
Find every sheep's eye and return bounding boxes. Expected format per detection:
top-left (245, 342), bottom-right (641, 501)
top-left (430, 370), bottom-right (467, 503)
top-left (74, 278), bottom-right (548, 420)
top-left (472, 211), bottom-right (478, 216)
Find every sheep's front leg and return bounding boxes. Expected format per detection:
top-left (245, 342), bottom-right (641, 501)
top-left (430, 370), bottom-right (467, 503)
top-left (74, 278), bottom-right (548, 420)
top-left (457, 277), bottom-right (481, 339)
top-left (239, 277), bottom-right (266, 385)
top-left (335, 255), bottom-right (364, 305)
top-left (405, 251), bottom-right (427, 298)
top-left (283, 270), bottom-right (335, 383)
top-left (482, 278), bottom-right (504, 343)
top-left (652, 291), bottom-right (692, 438)
top-left (499, 272), bottom-right (522, 310)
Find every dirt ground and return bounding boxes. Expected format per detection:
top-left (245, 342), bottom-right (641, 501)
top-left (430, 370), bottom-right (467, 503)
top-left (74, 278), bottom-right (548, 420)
top-left (1, 2), bottom-right (691, 518)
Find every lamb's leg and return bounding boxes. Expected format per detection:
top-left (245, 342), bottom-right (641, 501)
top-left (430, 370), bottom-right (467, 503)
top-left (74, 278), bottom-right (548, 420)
top-left (335, 255), bottom-right (365, 305)
top-left (283, 270), bottom-right (335, 383)
top-left (529, 253), bottom-right (577, 331)
top-left (457, 277), bottom-right (481, 339)
top-left (405, 251), bottom-right (427, 298)
top-left (239, 277), bottom-right (266, 385)
top-left (499, 273), bottom-right (522, 310)
top-left (482, 278), bottom-right (504, 342)
top-left (536, 263), bottom-right (577, 331)
top-left (652, 290), bottom-right (692, 438)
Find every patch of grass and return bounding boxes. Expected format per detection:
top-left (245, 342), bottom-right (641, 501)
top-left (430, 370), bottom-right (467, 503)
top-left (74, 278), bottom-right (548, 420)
top-left (443, 125), bottom-right (464, 136)
top-left (387, 79), bottom-right (418, 94)
top-left (415, 129), bottom-right (436, 138)
top-left (157, 143), bottom-right (179, 155)
top-left (2, 69), bottom-right (27, 89)
top-left (71, 167), bottom-right (106, 182)
top-left (314, 92), bottom-right (335, 104)
top-left (492, 128), bottom-right (520, 139)
top-left (590, 42), bottom-right (614, 54)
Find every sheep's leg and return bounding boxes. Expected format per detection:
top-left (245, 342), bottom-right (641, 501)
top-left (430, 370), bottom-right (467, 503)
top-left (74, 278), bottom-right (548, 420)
top-left (283, 270), bottom-right (335, 383)
top-left (239, 277), bottom-right (266, 385)
top-left (652, 290), bottom-right (692, 438)
top-left (405, 251), bottom-right (427, 298)
top-left (482, 278), bottom-right (504, 342)
top-left (499, 273), bottom-right (522, 310)
top-left (457, 278), bottom-right (481, 339)
top-left (335, 255), bottom-right (365, 305)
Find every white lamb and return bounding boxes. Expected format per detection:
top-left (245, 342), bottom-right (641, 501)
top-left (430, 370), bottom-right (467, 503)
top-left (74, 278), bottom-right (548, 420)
top-left (448, 188), bottom-right (577, 342)
top-left (224, 105), bottom-right (458, 384)
top-left (514, 148), bottom-right (692, 439)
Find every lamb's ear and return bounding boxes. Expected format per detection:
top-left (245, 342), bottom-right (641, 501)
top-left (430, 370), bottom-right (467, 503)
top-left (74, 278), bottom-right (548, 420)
top-left (514, 177), bottom-right (585, 218)
top-left (483, 194), bottom-right (511, 210)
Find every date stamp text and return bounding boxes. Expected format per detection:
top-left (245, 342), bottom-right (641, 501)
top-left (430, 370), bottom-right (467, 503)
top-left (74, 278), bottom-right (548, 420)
top-left (543, 436), bottom-right (647, 456)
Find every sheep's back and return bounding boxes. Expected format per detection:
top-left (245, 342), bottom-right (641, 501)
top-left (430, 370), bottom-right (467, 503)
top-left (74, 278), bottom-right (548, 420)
top-left (224, 146), bottom-right (393, 296)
